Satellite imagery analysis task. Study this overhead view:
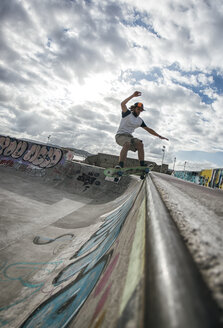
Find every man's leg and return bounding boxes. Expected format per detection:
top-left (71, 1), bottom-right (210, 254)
top-left (135, 140), bottom-right (146, 166)
top-left (118, 142), bottom-right (131, 167)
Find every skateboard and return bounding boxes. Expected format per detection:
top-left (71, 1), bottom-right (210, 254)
top-left (104, 165), bottom-right (154, 183)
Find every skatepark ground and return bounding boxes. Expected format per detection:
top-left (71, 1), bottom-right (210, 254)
top-left (0, 138), bottom-right (223, 327)
top-left (0, 160), bottom-right (147, 328)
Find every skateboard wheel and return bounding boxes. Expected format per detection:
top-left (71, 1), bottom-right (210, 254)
top-left (114, 177), bottom-right (119, 182)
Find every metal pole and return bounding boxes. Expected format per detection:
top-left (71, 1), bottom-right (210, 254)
top-left (173, 157), bottom-right (176, 172)
top-left (184, 161), bottom-right (187, 178)
top-left (161, 146), bottom-right (165, 172)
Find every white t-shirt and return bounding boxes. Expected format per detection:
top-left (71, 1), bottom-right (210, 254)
top-left (116, 110), bottom-right (147, 135)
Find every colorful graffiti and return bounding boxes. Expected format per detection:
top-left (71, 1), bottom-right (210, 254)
top-left (7, 193), bottom-right (135, 327)
top-left (200, 168), bottom-right (223, 189)
top-left (174, 168), bottom-right (223, 189)
top-left (199, 169), bottom-right (213, 187)
top-left (173, 171), bottom-right (200, 184)
top-left (211, 169), bottom-right (223, 189)
top-left (0, 136), bottom-right (63, 168)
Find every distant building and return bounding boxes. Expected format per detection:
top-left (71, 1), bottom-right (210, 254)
top-left (85, 152), bottom-right (168, 173)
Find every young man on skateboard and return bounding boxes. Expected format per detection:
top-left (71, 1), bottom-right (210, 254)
top-left (115, 91), bottom-right (168, 168)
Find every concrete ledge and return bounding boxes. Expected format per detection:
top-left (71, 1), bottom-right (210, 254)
top-left (145, 175), bottom-right (221, 327)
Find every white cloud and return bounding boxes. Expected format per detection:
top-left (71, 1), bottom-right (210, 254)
top-left (0, 0), bottom-right (223, 169)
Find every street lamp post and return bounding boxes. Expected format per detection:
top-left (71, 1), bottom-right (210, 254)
top-left (173, 157), bottom-right (176, 172)
top-left (161, 145), bottom-right (166, 172)
top-left (184, 161), bottom-right (187, 178)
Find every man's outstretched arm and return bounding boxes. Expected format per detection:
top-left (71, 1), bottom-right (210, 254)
top-left (143, 126), bottom-right (169, 141)
top-left (121, 91), bottom-right (141, 112)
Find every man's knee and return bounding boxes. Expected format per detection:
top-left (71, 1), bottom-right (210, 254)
top-left (135, 140), bottom-right (143, 150)
top-left (123, 142), bottom-right (131, 150)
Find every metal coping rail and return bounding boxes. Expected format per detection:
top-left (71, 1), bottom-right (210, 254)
top-left (144, 174), bottom-right (221, 328)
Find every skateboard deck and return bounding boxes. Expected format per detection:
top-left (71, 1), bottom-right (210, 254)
top-left (104, 165), bottom-right (153, 182)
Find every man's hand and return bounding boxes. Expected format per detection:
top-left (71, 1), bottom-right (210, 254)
top-left (159, 135), bottom-right (169, 141)
top-left (143, 127), bottom-right (169, 141)
top-left (121, 91), bottom-right (142, 112)
top-left (133, 91), bottom-right (141, 97)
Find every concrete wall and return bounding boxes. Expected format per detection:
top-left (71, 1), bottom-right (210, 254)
top-left (173, 171), bottom-right (200, 184)
top-left (85, 152), bottom-right (167, 172)
top-left (0, 134), bottom-right (146, 327)
top-left (0, 135), bottom-right (74, 169)
top-left (0, 135), bottom-right (222, 327)
top-left (174, 168), bottom-right (223, 189)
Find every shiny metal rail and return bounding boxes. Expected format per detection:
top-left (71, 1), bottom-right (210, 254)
top-left (145, 174), bottom-right (221, 328)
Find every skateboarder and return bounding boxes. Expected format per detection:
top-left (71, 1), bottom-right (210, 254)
top-left (115, 91), bottom-right (168, 168)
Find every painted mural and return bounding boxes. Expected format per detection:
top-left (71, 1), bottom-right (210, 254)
top-left (174, 168), bottom-right (223, 190)
top-left (0, 135), bottom-right (65, 169)
top-left (173, 171), bottom-right (200, 184)
top-left (211, 169), bottom-right (223, 189)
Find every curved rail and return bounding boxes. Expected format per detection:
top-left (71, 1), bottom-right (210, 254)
top-left (145, 174), bottom-right (221, 328)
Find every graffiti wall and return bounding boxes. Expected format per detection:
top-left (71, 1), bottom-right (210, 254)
top-left (0, 136), bottom-right (106, 197)
top-left (212, 169), bottom-right (223, 189)
top-left (199, 169), bottom-right (213, 187)
top-left (173, 171), bottom-right (200, 184)
top-left (0, 135), bottom-right (65, 169)
top-left (174, 168), bottom-right (223, 190)
top-left (201, 168), bottom-right (223, 189)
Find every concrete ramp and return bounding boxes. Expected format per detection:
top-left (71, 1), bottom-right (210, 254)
top-left (0, 135), bottom-right (222, 328)
top-left (0, 136), bottom-right (146, 328)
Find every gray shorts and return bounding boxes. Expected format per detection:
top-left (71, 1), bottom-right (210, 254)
top-left (115, 134), bottom-right (142, 152)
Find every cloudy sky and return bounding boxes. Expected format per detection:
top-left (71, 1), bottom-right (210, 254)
top-left (1, 0), bottom-right (223, 170)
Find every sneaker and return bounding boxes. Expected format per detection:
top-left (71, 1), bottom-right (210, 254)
top-left (140, 163), bottom-right (148, 167)
top-left (115, 165), bottom-right (122, 169)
